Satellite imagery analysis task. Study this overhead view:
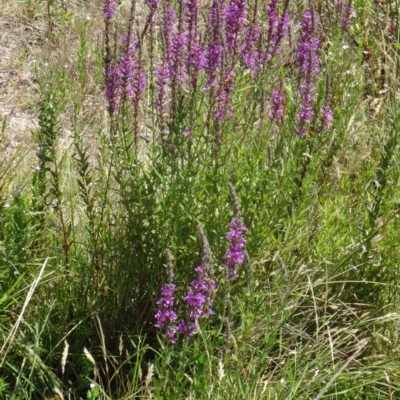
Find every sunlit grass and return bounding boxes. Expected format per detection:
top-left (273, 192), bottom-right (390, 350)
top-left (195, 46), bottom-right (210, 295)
top-left (1, 0), bottom-right (400, 399)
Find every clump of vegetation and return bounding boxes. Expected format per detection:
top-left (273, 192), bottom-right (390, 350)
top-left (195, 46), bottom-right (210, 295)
top-left (1, 0), bottom-right (400, 398)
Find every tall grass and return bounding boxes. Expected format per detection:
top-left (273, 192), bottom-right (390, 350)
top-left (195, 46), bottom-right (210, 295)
top-left (1, 0), bottom-right (400, 398)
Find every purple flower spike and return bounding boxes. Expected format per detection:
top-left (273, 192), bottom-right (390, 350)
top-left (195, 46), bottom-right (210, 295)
top-left (103, 0), bottom-right (117, 20)
top-left (264, 0), bottom-right (290, 64)
top-left (242, 19), bottom-right (261, 71)
top-left (204, 0), bottom-right (223, 90)
top-left (268, 88), bottom-right (286, 120)
top-left (180, 265), bottom-right (216, 337)
top-left (222, 219), bottom-right (248, 278)
top-left (321, 105), bottom-right (333, 131)
top-left (334, 0), bottom-right (355, 31)
top-left (223, 0), bottom-right (248, 50)
top-left (295, 8), bottom-right (320, 137)
top-left (155, 283), bottom-right (178, 344)
top-left (105, 65), bottom-right (121, 114)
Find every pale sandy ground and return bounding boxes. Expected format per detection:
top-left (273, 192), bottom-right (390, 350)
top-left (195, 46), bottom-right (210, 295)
top-left (0, 3), bottom-right (41, 161)
top-left (0, 0), bottom-right (108, 183)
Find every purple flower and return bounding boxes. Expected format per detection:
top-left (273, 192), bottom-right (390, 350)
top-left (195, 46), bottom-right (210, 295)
top-left (222, 219), bottom-right (248, 278)
top-left (155, 64), bottom-right (171, 118)
top-left (177, 320), bottom-right (196, 337)
top-left (263, 0), bottom-right (290, 64)
top-left (103, 0), bottom-right (117, 20)
top-left (163, 7), bottom-right (188, 89)
top-left (147, 0), bottom-right (159, 10)
top-left (268, 88), bottom-right (285, 120)
top-left (214, 70), bottom-right (236, 123)
top-left (104, 34), bottom-right (146, 114)
top-left (295, 9), bottom-right (320, 137)
top-left (145, 0), bottom-right (160, 32)
top-left (155, 283), bottom-right (178, 343)
top-left (184, 0), bottom-right (205, 84)
top-left (105, 65), bottom-right (121, 114)
top-left (321, 105), bottom-right (333, 131)
top-left (295, 10), bottom-right (320, 76)
top-left (170, 32), bottom-right (189, 88)
top-left (241, 19), bottom-right (261, 70)
top-left (334, 0), bottom-right (355, 31)
top-left (223, 0), bottom-right (247, 50)
top-left (179, 265), bottom-right (216, 337)
top-left (204, 0), bottom-right (223, 89)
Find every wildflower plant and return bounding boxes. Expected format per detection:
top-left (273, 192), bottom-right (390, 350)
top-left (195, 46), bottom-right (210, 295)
top-left (222, 219), bottom-right (248, 279)
top-left (7, 0), bottom-right (400, 397)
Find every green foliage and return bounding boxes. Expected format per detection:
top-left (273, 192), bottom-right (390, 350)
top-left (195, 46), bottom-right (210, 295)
top-left (2, 0), bottom-right (400, 398)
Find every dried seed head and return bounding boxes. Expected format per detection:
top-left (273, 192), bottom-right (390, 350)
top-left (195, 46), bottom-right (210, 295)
top-left (119, 334), bottom-right (124, 357)
top-left (61, 340), bottom-right (69, 375)
top-left (145, 363), bottom-right (154, 388)
top-left (228, 182), bottom-right (242, 220)
top-left (165, 248), bottom-right (175, 281)
top-left (218, 359), bottom-right (225, 383)
top-left (83, 347), bottom-right (96, 365)
top-left (197, 224), bottom-right (213, 273)
top-left (53, 387), bottom-right (64, 400)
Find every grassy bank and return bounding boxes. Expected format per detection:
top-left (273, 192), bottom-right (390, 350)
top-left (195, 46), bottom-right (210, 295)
top-left (1, 0), bottom-right (400, 398)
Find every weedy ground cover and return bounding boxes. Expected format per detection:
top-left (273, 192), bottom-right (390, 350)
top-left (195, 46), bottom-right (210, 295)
top-left (1, 0), bottom-right (400, 398)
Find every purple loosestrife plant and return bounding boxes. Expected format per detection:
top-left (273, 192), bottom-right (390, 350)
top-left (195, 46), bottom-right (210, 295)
top-left (103, 0), bottom-right (117, 20)
top-left (222, 219), bottom-right (248, 278)
top-left (154, 8), bottom-right (175, 121)
top-left (178, 265), bottom-right (216, 337)
top-left (145, 0), bottom-right (160, 31)
top-left (268, 88), bottom-right (286, 120)
top-left (168, 12), bottom-right (189, 91)
top-left (242, 15), bottom-right (261, 71)
top-left (105, 64), bottom-right (121, 115)
top-left (155, 64), bottom-right (170, 119)
top-left (119, 35), bottom-right (137, 99)
top-left (334, 0), bottom-right (355, 31)
top-left (263, 0), bottom-right (290, 65)
top-left (214, 70), bottom-right (236, 125)
top-left (295, 8), bottom-right (320, 137)
top-left (204, 0), bottom-right (223, 90)
top-left (184, 0), bottom-right (205, 88)
top-left (321, 105), bottom-right (333, 131)
top-left (223, 0), bottom-right (248, 52)
top-left (105, 34), bottom-right (146, 115)
top-left (155, 284), bottom-right (178, 343)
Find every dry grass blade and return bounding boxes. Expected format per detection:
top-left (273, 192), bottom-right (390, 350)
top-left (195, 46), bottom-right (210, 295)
top-left (0, 257), bottom-right (49, 367)
top-left (314, 339), bottom-right (369, 400)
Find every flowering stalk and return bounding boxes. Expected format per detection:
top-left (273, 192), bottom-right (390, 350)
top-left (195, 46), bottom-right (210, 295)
top-left (103, 0), bottom-right (117, 20)
top-left (155, 284), bottom-right (178, 343)
top-left (214, 70), bottom-right (236, 125)
top-left (204, 0), bottom-right (223, 90)
top-left (155, 7), bottom-right (175, 129)
top-left (241, 0), bottom-right (261, 73)
top-left (321, 105), bottom-right (333, 131)
top-left (268, 88), bottom-right (286, 120)
top-left (155, 249), bottom-right (178, 344)
top-left (184, 0), bottom-right (204, 88)
top-left (142, 0), bottom-right (160, 39)
top-left (103, 0), bottom-right (117, 119)
top-left (104, 33), bottom-right (146, 120)
top-left (178, 265), bottom-right (216, 337)
top-left (223, 0), bottom-right (248, 52)
top-left (178, 225), bottom-right (216, 338)
top-left (263, 0), bottom-right (290, 65)
top-left (334, 0), bottom-right (355, 31)
top-left (222, 218), bottom-right (248, 278)
top-left (295, 8), bottom-right (320, 137)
